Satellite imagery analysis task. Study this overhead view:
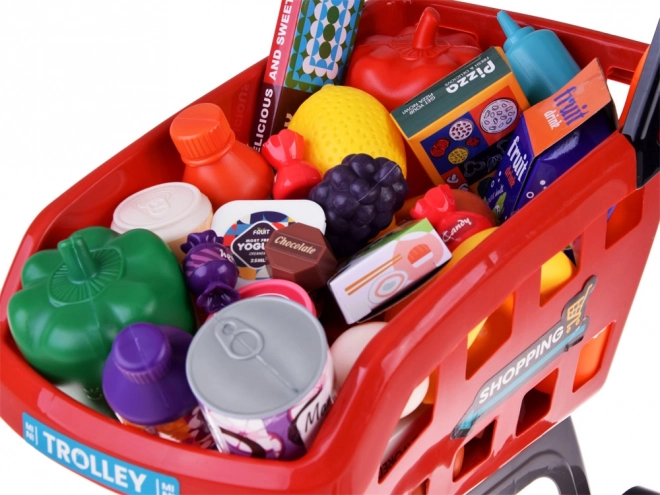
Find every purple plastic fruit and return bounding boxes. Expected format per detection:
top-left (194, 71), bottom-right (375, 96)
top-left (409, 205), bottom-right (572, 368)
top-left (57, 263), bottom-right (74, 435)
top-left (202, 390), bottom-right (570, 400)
top-left (181, 230), bottom-right (240, 313)
top-left (309, 154), bottom-right (408, 257)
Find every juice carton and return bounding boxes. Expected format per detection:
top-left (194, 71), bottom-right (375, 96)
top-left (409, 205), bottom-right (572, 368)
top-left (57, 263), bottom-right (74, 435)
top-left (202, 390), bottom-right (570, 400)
top-left (249, 0), bottom-right (364, 152)
top-left (328, 219), bottom-right (451, 324)
top-left (390, 47), bottom-right (530, 196)
top-left (485, 59), bottom-right (618, 223)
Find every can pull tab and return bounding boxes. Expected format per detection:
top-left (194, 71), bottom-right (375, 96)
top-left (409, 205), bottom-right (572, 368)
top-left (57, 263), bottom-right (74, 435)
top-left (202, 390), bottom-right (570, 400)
top-left (214, 317), bottom-right (299, 394)
top-left (622, 19), bottom-right (660, 188)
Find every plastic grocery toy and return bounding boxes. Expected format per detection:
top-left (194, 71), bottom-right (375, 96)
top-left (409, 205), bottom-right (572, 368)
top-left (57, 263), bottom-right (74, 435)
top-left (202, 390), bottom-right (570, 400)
top-left (249, 0), bottom-right (365, 152)
top-left (288, 85), bottom-right (407, 176)
top-left (237, 279), bottom-right (317, 316)
top-left (328, 219), bottom-right (452, 323)
top-left (181, 230), bottom-right (240, 314)
top-left (186, 297), bottom-right (333, 460)
top-left (390, 47), bottom-right (530, 194)
top-left (170, 103), bottom-right (274, 210)
top-left (308, 153), bottom-right (409, 258)
top-left (1, 2), bottom-right (659, 494)
top-left (346, 7), bottom-right (481, 112)
top-left (451, 188), bottom-right (497, 225)
top-left (211, 199), bottom-right (327, 287)
top-left (396, 187), bottom-right (496, 225)
top-left (410, 184), bottom-right (494, 251)
top-left (261, 129), bottom-right (322, 200)
top-left (7, 227), bottom-right (196, 393)
top-left (103, 323), bottom-right (215, 449)
top-left (486, 59), bottom-right (617, 223)
top-left (497, 11), bottom-right (580, 105)
top-left (111, 182), bottom-right (213, 262)
top-left (265, 223), bottom-right (337, 291)
top-left (331, 322), bottom-right (428, 418)
top-left (345, 5), bottom-right (482, 199)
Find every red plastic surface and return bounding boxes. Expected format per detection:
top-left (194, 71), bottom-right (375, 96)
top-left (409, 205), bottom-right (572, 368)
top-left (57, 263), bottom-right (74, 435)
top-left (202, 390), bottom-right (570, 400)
top-left (1, 1), bottom-right (657, 494)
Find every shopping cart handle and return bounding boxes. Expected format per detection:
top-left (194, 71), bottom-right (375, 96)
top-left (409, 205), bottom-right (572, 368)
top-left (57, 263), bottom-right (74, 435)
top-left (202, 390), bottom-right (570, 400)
top-left (623, 487), bottom-right (660, 495)
top-left (622, 19), bottom-right (660, 189)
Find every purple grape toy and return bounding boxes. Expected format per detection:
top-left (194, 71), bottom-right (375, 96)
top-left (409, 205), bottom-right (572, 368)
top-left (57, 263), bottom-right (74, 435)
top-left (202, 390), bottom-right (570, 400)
top-left (181, 230), bottom-right (240, 314)
top-left (308, 154), bottom-right (408, 258)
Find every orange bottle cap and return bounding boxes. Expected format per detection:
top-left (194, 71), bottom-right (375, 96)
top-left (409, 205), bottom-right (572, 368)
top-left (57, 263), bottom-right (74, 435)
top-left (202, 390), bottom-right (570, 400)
top-left (170, 103), bottom-right (234, 166)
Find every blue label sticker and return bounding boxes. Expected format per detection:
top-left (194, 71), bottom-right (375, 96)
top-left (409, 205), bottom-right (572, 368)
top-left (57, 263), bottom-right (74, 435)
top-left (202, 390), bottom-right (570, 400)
top-left (22, 413), bottom-right (180, 495)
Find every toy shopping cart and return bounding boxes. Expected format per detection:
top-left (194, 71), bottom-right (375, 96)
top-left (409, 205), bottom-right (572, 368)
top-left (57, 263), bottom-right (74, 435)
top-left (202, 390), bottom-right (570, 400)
top-left (1, 1), bottom-right (658, 494)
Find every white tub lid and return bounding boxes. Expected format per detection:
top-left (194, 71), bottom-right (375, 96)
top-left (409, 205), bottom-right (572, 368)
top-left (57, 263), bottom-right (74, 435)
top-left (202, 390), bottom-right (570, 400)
top-left (111, 182), bottom-right (212, 242)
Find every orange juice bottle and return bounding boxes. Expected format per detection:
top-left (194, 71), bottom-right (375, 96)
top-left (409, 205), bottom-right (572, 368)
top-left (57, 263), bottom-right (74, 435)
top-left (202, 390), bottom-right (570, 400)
top-left (170, 103), bottom-right (274, 210)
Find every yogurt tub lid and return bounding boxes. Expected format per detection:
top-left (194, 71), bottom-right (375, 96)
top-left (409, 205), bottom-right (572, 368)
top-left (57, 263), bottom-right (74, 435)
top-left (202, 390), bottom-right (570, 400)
top-left (111, 182), bottom-right (212, 242)
top-left (211, 200), bottom-right (327, 235)
top-left (186, 296), bottom-right (328, 419)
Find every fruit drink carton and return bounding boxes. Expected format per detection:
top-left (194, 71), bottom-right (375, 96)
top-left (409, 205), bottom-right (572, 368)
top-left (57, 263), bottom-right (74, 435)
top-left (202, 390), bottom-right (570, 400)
top-left (390, 47), bottom-right (530, 197)
top-left (249, 0), bottom-right (364, 152)
top-left (485, 58), bottom-right (618, 223)
top-left (328, 219), bottom-right (451, 324)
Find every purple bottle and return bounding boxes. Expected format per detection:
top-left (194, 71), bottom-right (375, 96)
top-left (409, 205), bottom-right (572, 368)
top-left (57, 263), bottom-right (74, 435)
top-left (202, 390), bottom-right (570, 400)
top-left (181, 230), bottom-right (240, 314)
top-left (103, 323), bottom-right (215, 449)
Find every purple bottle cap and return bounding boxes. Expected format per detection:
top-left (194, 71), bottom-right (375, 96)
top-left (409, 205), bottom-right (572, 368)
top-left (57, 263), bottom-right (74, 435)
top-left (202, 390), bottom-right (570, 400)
top-left (103, 323), bottom-right (198, 426)
top-left (113, 324), bottom-right (173, 384)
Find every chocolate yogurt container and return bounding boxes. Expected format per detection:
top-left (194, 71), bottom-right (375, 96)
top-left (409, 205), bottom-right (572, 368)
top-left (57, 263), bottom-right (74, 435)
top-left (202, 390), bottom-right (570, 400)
top-left (186, 297), bottom-right (334, 460)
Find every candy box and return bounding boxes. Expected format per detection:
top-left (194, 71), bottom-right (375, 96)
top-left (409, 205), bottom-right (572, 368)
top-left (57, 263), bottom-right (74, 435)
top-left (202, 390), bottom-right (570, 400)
top-left (485, 58), bottom-right (618, 223)
top-left (249, 0), bottom-right (364, 151)
top-left (390, 46), bottom-right (530, 195)
top-left (328, 219), bottom-right (451, 324)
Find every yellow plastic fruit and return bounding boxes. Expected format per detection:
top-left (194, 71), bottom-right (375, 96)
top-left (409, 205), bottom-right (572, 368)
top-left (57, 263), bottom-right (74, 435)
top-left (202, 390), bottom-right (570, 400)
top-left (441, 227), bottom-right (498, 347)
top-left (540, 251), bottom-right (577, 305)
top-left (288, 85), bottom-right (407, 176)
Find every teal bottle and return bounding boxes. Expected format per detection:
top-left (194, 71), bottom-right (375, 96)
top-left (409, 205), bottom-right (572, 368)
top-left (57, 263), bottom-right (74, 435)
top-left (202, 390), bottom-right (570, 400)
top-left (497, 11), bottom-right (581, 105)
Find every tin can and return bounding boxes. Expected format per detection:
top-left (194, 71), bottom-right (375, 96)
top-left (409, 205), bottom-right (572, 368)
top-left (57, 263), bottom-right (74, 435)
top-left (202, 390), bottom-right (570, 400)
top-left (186, 297), bottom-right (334, 460)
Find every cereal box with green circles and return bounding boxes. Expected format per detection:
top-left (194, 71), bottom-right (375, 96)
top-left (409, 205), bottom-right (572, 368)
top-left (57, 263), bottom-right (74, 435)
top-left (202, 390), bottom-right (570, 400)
top-left (284, 0), bottom-right (363, 92)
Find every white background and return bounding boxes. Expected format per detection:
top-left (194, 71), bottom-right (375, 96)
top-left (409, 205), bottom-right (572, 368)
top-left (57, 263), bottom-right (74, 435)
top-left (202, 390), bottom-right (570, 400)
top-left (0, 1), bottom-right (658, 494)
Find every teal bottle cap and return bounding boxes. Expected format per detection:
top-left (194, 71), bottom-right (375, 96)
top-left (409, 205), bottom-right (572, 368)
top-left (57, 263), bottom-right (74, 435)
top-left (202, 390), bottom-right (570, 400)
top-left (495, 9), bottom-right (580, 105)
top-left (497, 11), bottom-right (535, 52)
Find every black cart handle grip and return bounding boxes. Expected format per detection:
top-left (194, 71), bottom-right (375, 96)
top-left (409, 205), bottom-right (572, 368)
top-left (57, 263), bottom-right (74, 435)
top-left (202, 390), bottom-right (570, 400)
top-left (622, 18), bottom-right (660, 189)
top-left (623, 487), bottom-right (660, 495)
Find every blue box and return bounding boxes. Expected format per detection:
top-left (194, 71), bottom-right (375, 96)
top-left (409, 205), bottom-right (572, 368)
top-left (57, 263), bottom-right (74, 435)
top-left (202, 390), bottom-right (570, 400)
top-left (485, 59), bottom-right (617, 223)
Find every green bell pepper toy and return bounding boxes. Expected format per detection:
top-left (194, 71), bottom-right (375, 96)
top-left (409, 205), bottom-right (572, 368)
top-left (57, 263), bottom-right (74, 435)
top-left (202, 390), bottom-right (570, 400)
top-left (8, 226), bottom-right (196, 392)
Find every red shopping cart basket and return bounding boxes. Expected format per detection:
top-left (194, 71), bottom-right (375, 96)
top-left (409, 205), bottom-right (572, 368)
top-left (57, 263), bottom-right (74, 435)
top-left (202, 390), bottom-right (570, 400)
top-left (1, 1), bottom-right (658, 493)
